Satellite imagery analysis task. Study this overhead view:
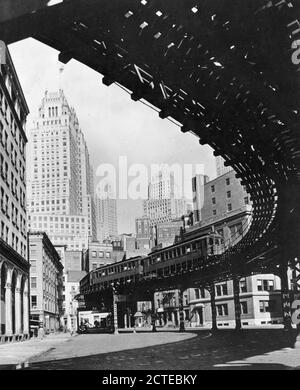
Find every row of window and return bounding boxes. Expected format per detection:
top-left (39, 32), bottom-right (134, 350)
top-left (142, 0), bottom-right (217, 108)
top-left (210, 177), bottom-right (231, 194)
top-left (211, 195), bottom-right (249, 206)
top-left (91, 251), bottom-right (111, 259)
top-left (212, 203), bottom-right (232, 215)
top-left (216, 301), bottom-right (249, 316)
top-left (193, 279), bottom-right (275, 298)
top-left (215, 300), bottom-right (277, 317)
top-left (0, 159), bottom-right (26, 206)
top-left (0, 97), bottom-right (26, 157)
top-left (30, 295), bottom-right (59, 313)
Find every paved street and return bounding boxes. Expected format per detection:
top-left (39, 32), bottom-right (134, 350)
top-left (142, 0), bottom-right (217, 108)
top-left (19, 328), bottom-right (300, 370)
top-left (0, 331), bottom-right (195, 369)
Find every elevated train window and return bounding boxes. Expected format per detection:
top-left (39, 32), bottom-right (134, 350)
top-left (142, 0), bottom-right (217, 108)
top-left (176, 248), bottom-right (181, 257)
top-left (157, 269), bottom-right (163, 277)
top-left (182, 246), bottom-right (186, 255)
top-left (192, 242), bottom-right (197, 251)
top-left (187, 260), bottom-right (192, 268)
top-left (176, 263), bottom-right (182, 272)
top-left (182, 262), bottom-right (187, 270)
top-left (170, 265), bottom-right (175, 273)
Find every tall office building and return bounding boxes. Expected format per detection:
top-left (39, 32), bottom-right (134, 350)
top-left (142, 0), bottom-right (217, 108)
top-left (95, 193), bottom-right (118, 243)
top-left (143, 172), bottom-right (188, 227)
top-left (215, 156), bottom-right (233, 177)
top-left (88, 166), bottom-right (97, 241)
top-left (192, 174), bottom-right (209, 223)
top-left (0, 45), bottom-right (30, 341)
top-left (27, 90), bottom-right (95, 250)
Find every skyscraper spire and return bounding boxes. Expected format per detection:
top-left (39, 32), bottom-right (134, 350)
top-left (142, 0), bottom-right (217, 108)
top-left (58, 63), bottom-right (64, 91)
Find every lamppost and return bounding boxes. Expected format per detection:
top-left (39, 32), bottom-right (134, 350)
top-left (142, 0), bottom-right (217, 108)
top-left (111, 282), bottom-right (119, 335)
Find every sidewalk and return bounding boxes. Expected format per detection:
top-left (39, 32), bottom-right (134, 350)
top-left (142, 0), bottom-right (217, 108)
top-left (0, 333), bottom-right (75, 369)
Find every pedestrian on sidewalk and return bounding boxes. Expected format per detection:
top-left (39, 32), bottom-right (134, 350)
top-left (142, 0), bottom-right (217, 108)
top-left (38, 326), bottom-right (45, 340)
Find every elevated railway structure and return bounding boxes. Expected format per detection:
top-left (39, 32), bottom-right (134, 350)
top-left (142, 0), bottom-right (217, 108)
top-left (1, 0), bottom-right (300, 330)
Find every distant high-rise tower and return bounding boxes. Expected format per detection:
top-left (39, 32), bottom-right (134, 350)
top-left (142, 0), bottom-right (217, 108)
top-left (192, 174), bottom-right (209, 223)
top-left (143, 172), bottom-right (188, 227)
top-left (215, 156), bottom-right (233, 177)
top-left (95, 189), bottom-right (118, 243)
top-left (27, 90), bottom-right (96, 249)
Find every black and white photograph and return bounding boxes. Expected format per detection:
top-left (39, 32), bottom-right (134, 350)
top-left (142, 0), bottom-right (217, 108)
top-left (0, 0), bottom-right (299, 378)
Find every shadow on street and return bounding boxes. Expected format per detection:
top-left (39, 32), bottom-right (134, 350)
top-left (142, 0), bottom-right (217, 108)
top-left (23, 328), bottom-right (299, 370)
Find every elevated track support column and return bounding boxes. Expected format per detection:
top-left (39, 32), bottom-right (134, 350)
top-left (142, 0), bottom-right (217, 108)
top-left (209, 282), bottom-right (218, 333)
top-left (280, 263), bottom-right (293, 331)
top-left (151, 293), bottom-right (157, 332)
top-left (291, 258), bottom-right (300, 348)
top-left (178, 288), bottom-right (185, 332)
top-left (112, 288), bottom-right (118, 335)
top-left (233, 275), bottom-right (242, 331)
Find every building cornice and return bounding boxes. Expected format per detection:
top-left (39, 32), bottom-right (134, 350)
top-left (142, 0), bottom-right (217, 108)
top-left (0, 236), bottom-right (29, 272)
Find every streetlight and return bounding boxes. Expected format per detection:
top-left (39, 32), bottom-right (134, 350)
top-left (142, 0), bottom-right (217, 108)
top-left (111, 282), bottom-right (119, 335)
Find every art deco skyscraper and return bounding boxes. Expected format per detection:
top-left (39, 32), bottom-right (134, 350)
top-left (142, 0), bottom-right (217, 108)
top-left (27, 90), bottom-right (96, 249)
top-left (143, 172), bottom-right (188, 227)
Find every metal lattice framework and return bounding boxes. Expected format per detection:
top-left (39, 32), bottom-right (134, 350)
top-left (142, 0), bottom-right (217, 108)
top-left (1, 0), bottom-right (300, 280)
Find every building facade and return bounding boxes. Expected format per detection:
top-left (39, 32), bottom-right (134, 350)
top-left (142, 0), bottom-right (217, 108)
top-left (53, 245), bottom-right (86, 328)
top-left (154, 290), bottom-right (189, 327)
top-left (0, 45), bottom-right (30, 341)
top-left (135, 216), bottom-right (152, 250)
top-left (63, 270), bottom-right (86, 332)
top-left (83, 241), bottom-right (125, 272)
top-left (29, 232), bottom-right (64, 334)
top-left (28, 213), bottom-right (89, 251)
top-left (156, 219), bottom-right (183, 248)
top-left (143, 172), bottom-right (188, 227)
top-left (95, 194), bottom-right (118, 243)
top-left (188, 275), bottom-right (283, 328)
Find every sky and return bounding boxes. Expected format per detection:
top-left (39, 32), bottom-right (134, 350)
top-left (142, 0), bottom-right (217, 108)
top-left (9, 38), bottom-right (216, 234)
